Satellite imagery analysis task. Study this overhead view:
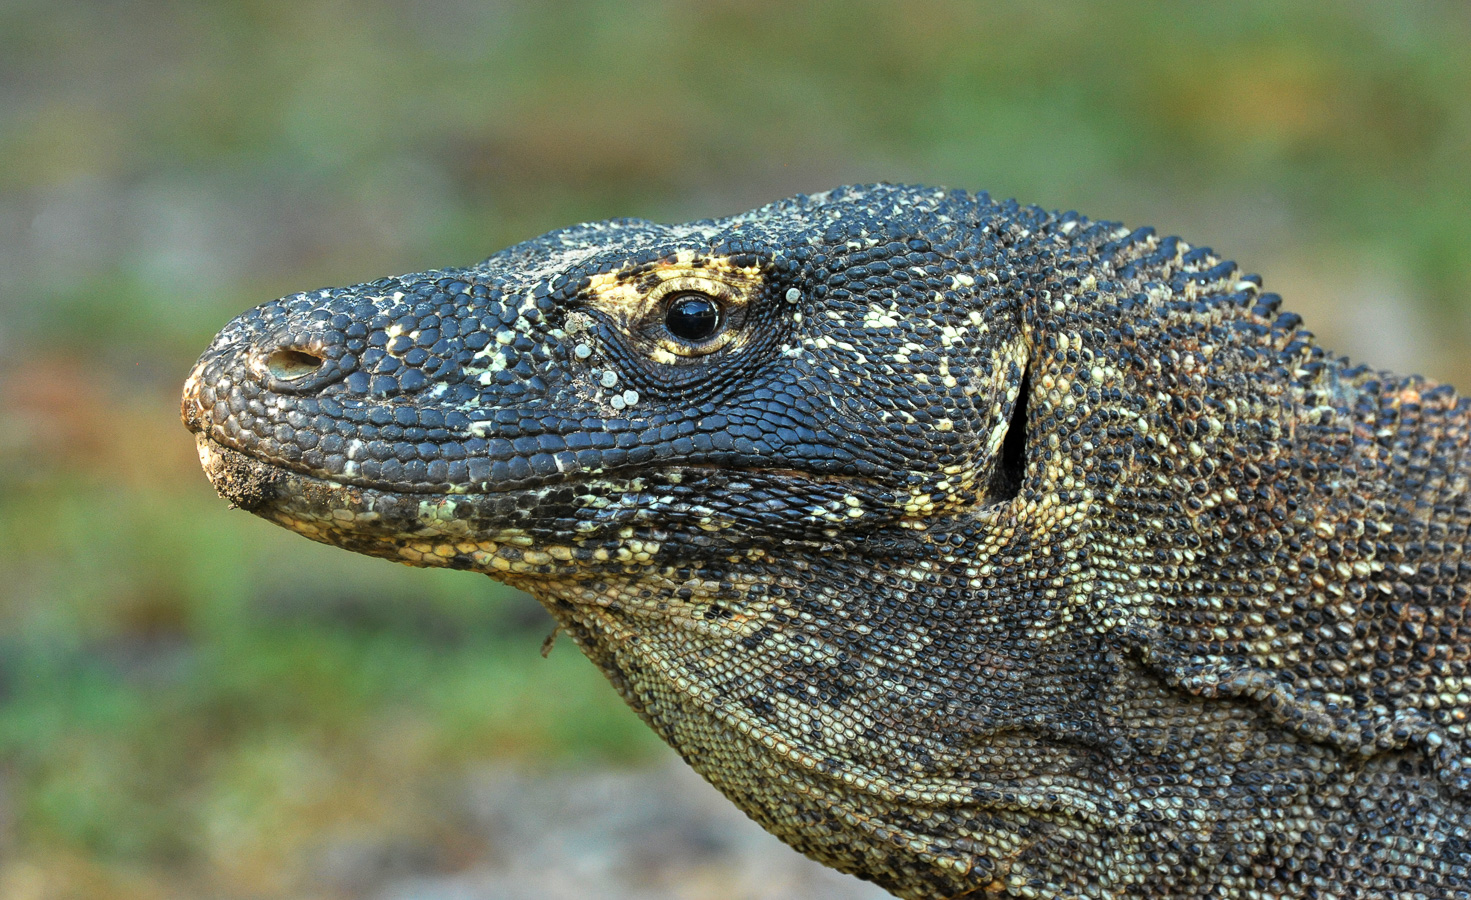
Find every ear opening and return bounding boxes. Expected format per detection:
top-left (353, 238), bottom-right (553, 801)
top-left (986, 365), bottom-right (1029, 503)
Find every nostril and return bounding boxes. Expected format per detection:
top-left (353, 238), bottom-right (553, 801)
top-left (265, 348), bottom-right (326, 381)
top-left (255, 343), bottom-right (348, 394)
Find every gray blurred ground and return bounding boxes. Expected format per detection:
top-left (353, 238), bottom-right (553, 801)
top-left (342, 762), bottom-right (889, 900)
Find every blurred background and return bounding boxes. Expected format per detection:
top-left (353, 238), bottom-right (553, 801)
top-left (2, 1), bottom-right (1470, 898)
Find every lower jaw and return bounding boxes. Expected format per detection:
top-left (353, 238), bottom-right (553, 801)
top-left (194, 435), bottom-right (497, 565)
top-left (192, 435), bottom-right (658, 579)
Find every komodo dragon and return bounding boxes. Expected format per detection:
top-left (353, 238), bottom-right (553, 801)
top-left (182, 184), bottom-right (1471, 898)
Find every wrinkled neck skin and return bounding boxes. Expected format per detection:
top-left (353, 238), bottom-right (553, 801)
top-left (188, 185), bottom-right (1471, 899)
top-left (520, 499), bottom-right (1128, 898)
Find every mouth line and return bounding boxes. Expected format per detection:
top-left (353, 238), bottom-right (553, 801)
top-left (195, 432), bottom-right (883, 505)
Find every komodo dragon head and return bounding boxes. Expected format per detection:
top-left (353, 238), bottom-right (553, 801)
top-left (184, 183), bottom-right (1471, 898)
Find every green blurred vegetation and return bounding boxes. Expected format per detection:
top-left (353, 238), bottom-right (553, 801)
top-left (2, 1), bottom-right (1470, 897)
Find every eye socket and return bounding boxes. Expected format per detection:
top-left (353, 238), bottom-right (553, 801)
top-left (663, 292), bottom-right (723, 344)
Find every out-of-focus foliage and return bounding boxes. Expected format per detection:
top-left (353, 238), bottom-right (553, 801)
top-left (2, 1), bottom-right (1469, 897)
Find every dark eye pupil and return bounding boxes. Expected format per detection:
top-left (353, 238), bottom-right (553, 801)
top-left (665, 294), bottom-right (722, 342)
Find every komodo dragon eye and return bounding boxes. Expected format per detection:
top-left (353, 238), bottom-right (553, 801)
top-left (636, 276), bottom-right (747, 359)
top-left (663, 292), bottom-right (724, 345)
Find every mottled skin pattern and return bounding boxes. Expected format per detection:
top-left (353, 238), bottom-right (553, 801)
top-left (182, 185), bottom-right (1471, 898)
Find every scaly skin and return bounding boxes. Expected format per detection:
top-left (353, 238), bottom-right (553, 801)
top-left (183, 184), bottom-right (1471, 898)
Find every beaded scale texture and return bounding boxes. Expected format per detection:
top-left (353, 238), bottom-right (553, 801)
top-left (183, 185), bottom-right (1471, 898)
